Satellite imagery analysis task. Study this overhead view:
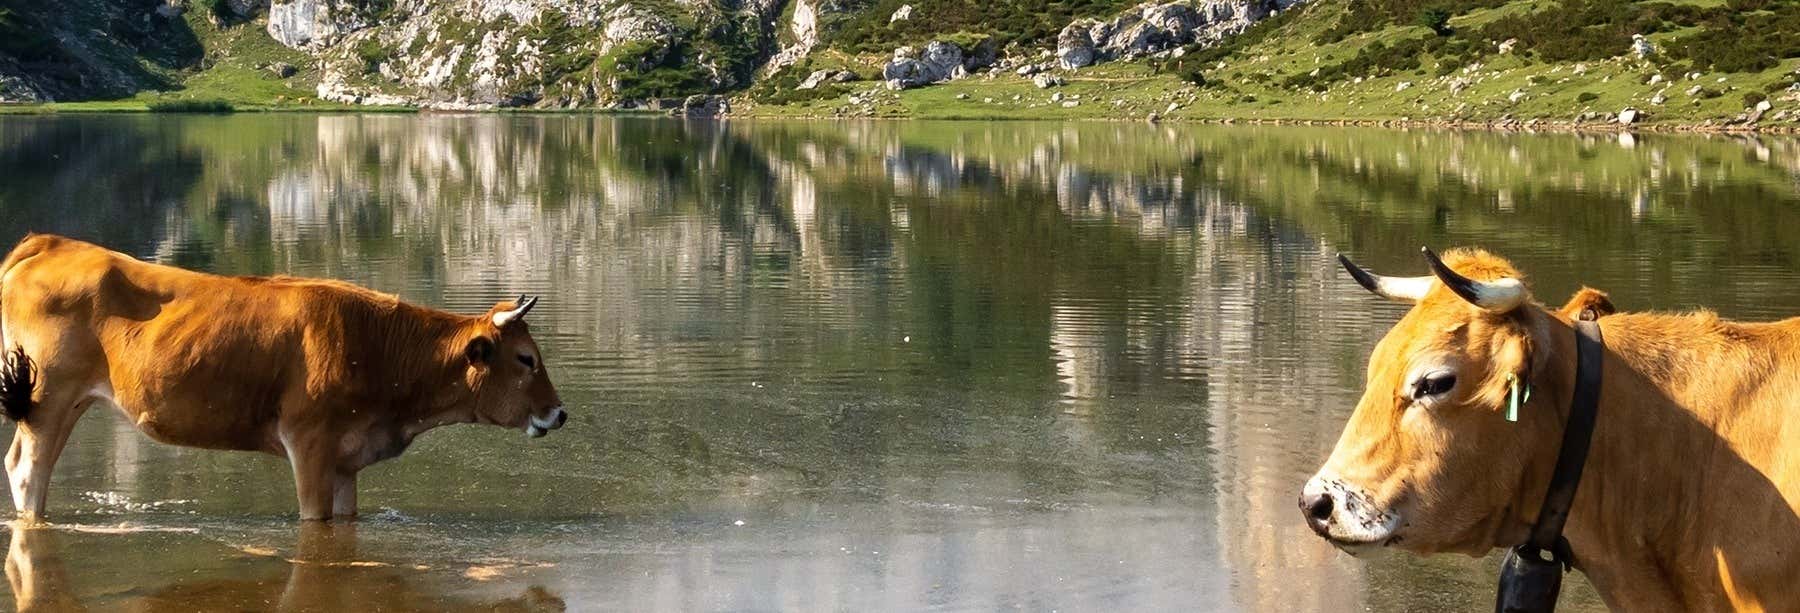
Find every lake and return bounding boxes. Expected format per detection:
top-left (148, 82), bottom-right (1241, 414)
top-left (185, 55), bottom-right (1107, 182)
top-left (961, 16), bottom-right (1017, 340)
top-left (1, 115), bottom-right (1797, 611)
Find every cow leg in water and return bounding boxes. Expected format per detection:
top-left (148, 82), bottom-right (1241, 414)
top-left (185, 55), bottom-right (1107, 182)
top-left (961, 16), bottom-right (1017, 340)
top-left (282, 431), bottom-right (339, 521)
top-left (332, 470), bottom-right (357, 519)
top-left (5, 389), bottom-right (91, 522)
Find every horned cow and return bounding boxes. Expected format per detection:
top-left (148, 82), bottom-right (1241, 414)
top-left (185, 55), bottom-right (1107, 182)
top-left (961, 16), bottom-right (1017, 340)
top-left (0, 234), bottom-right (568, 521)
top-left (1304, 247), bottom-right (1800, 611)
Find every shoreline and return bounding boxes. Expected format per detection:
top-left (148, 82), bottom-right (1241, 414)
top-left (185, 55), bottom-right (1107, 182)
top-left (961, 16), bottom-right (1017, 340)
top-left (4, 102), bottom-right (1796, 134)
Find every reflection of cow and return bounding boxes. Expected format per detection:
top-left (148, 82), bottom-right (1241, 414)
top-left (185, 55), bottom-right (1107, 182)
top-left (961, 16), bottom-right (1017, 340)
top-left (0, 234), bottom-right (568, 521)
top-left (1303, 248), bottom-right (1800, 610)
top-left (4, 522), bottom-right (566, 612)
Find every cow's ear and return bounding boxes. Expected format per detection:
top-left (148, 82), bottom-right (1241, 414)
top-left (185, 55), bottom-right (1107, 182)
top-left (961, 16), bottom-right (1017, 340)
top-left (1559, 287), bottom-right (1616, 321)
top-left (465, 336), bottom-right (495, 365)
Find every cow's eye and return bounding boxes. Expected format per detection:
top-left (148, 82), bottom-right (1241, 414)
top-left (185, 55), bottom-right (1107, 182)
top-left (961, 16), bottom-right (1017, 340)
top-left (1414, 372), bottom-right (1457, 399)
top-left (518, 354), bottom-right (536, 370)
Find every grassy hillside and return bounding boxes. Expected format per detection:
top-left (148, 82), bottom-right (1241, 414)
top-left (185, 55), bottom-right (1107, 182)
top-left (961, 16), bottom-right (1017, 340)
top-left (744, 0), bottom-right (1800, 126)
top-left (3, 0), bottom-right (1798, 124)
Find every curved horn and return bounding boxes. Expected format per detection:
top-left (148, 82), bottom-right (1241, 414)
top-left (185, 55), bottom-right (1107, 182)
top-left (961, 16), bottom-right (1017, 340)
top-left (492, 294), bottom-right (539, 328)
top-left (1338, 253), bottom-right (1433, 303)
top-left (1421, 247), bottom-right (1526, 312)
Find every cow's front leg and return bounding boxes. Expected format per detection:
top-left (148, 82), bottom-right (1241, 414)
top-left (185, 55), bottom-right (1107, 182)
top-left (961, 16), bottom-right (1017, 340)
top-left (281, 431), bottom-right (338, 521)
top-left (332, 470), bottom-right (357, 519)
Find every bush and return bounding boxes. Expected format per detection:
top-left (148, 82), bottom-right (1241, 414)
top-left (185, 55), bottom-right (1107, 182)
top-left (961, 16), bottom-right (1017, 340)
top-left (147, 99), bottom-right (235, 113)
top-left (1696, 87), bottom-right (1723, 99)
top-left (1743, 91), bottom-right (1768, 107)
top-left (355, 39), bottom-right (392, 74)
top-left (206, 0), bottom-right (233, 22)
top-left (1416, 7), bottom-right (1452, 36)
top-left (1576, 91), bottom-right (1600, 103)
top-left (0, 7), bottom-right (59, 61)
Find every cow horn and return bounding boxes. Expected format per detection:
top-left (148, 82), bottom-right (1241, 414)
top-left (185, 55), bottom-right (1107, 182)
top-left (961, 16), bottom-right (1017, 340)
top-left (1421, 247), bottom-right (1527, 312)
top-left (492, 294), bottom-right (538, 328)
top-left (1338, 253), bottom-right (1433, 303)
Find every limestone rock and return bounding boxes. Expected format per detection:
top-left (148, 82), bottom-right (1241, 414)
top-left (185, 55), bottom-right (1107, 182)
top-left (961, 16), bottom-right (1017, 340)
top-left (676, 94), bottom-right (730, 117)
top-left (1057, 23), bottom-right (1097, 69)
top-left (890, 4), bottom-right (913, 22)
top-left (1617, 108), bottom-right (1639, 125)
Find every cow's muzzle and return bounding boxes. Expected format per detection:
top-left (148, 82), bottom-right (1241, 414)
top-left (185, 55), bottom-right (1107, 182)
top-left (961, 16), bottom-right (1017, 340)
top-left (525, 406), bottom-right (568, 438)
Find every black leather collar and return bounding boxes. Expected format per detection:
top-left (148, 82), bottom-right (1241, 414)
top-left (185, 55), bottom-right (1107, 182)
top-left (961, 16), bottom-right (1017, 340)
top-left (1496, 310), bottom-right (1605, 612)
top-left (1531, 313), bottom-right (1606, 557)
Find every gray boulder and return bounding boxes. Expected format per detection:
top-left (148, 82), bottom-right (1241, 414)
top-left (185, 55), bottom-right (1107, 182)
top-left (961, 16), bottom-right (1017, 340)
top-left (676, 94), bottom-right (730, 118)
top-left (1057, 23), bottom-right (1097, 69)
top-left (798, 69), bottom-right (856, 90)
top-left (1033, 73), bottom-right (1065, 88)
top-left (268, 0), bottom-right (365, 49)
top-left (882, 41), bottom-right (965, 89)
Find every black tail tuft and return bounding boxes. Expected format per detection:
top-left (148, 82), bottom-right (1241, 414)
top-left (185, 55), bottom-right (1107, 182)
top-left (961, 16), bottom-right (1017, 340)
top-left (0, 346), bottom-right (34, 421)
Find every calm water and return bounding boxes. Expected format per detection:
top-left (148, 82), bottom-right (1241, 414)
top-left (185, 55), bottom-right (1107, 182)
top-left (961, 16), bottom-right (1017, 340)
top-left (1, 116), bottom-right (1798, 612)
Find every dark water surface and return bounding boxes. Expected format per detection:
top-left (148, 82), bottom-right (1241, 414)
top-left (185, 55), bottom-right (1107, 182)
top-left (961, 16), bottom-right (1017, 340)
top-left (1, 115), bottom-right (1797, 611)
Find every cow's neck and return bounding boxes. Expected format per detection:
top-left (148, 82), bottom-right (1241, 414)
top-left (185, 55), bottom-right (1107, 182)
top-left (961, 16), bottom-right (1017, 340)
top-left (1551, 312), bottom-right (1778, 608)
top-left (358, 304), bottom-right (485, 439)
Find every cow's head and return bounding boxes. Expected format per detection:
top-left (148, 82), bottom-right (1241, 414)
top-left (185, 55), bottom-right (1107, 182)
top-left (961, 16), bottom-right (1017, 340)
top-left (462, 296), bottom-right (567, 438)
top-left (1300, 248), bottom-right (1613, 556)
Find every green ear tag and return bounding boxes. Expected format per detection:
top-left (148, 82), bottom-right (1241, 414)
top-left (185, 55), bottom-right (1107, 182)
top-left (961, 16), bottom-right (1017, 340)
top-left (1505, 373), bottom-right (1522, 422)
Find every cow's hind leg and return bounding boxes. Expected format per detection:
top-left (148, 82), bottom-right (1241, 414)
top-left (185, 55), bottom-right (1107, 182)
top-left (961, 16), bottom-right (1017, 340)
top-left (332, 470), bottom-right (357, 519)
top-left (5, 386), bottom-right (91, 522)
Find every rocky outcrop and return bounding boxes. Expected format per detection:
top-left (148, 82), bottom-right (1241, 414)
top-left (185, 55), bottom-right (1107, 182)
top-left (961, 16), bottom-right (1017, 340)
top-left (879, 39), bottom-right (1003, 89)
top-left (1057, 0), bottom-right (1297, 70)
top-left (675, 94), bottom-right (730, 117)
top-left (883, 41), bottom-right (965, 89)
top-left (763, 0), bottom-right (820, 74)
top-left (268, 0), bottom-right (368, 49)
top-left (798, 69), bottom-right (855, 89)
top-left (266, 0), bottom-right (752, 108)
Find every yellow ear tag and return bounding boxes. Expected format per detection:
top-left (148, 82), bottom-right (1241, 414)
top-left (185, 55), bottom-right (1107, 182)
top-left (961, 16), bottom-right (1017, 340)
top-left (1505, 373), bottom-right (1531, 422)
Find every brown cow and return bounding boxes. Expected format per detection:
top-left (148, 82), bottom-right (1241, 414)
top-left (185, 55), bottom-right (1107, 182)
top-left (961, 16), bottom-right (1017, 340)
top-left (0, 234), bottom-right (568, 521)
top-left (1303, 247), bottom-right (1800, 611)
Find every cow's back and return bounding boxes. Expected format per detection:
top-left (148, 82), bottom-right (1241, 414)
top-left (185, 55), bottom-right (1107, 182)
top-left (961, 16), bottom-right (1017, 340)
top-left (1, 236), bottom-right (329, 452)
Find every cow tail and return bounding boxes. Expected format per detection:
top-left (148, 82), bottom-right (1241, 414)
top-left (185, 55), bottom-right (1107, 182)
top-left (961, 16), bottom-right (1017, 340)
top-left (0, 233), bottom-right (48, 421)
top-left (0, 346), bottom-right (32, 421)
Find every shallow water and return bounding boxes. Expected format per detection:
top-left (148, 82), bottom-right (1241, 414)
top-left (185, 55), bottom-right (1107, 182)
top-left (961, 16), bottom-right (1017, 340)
top-left (1, 115), bottom-right (1798, 611)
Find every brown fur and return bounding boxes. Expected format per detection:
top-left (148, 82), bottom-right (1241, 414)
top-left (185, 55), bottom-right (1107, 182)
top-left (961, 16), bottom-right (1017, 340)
top-left (1312, 248), bottom-right (1800, 611)
top-left (0, 234), bottom-right (565, 521)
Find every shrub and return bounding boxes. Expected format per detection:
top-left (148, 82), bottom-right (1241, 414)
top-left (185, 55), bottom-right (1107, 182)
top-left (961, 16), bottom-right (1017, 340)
top-left (1576, 91), bottom-right (1600, 103)
top-left (1696, 87), bottom-right (1723, 99)
top-left (1416, 7), bottom-right (1452, 36)
top-left (1743, 91), bottom-right (1768, 107)
top-left (147, 99), bottom-right (235, 113)
top-left (355, 39), bottom-right (392, 74)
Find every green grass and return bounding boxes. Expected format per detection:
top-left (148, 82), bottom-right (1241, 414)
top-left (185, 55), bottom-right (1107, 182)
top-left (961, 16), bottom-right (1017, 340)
top-left (146, 98), bottom-right (235, 112)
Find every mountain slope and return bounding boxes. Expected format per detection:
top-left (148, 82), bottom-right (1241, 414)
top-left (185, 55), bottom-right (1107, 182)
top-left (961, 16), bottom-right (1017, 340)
top-left (1, 0), bottom-right (1796, 126)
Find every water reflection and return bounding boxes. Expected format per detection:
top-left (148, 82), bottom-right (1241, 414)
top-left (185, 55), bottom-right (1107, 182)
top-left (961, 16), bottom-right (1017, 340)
top-left (0, 115), bottom-right (1794, 610)
top-left (5, 523), bottom-right (564, 612)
